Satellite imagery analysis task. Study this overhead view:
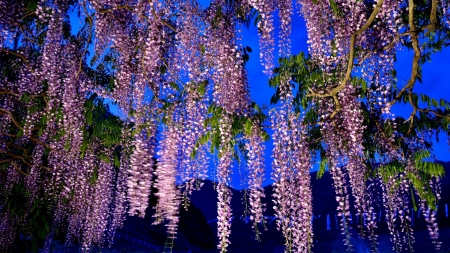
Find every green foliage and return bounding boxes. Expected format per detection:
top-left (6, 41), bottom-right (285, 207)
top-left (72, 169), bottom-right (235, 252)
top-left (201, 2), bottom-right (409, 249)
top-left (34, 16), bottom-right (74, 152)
top-left (377, 150), bottom-right (444, 210)
top-left (329, 0), bottom-right (343, 17)
top-left (81, 93), bottom-right (124, 160)
top-left (190, 101), bottom-right (268, 162)
top-left (269, 29), bottom-right (450, 210)
top-left (316, 157), bottom-right (328, 179)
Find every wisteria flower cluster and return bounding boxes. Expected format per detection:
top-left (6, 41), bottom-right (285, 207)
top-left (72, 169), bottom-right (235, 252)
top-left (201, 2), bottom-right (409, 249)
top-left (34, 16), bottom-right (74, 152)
top-left (1, 0), bottom-right (450, 252)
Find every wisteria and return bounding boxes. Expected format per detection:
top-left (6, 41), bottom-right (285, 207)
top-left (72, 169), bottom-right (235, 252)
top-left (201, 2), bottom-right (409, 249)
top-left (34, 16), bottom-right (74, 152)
top-left (271, 111), bottom-right (313, 252)
top-left (1, 0), bottom-right (450, 252)
top-left (127, 131), bottom-right (155, 218)
top-left (154, 126), bottom-right (182, 239)
top-left (245, 127), bottom-right (266, 231)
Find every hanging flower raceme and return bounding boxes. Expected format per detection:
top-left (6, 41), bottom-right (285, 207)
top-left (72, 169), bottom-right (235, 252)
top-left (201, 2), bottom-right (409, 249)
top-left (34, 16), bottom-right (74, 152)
top-left (154, 126), bottom-right (181, 238)
top-left (181, 85), bottom-right (209, 195)
top-left (62, 44), bottom-right (89, 157)
top-left (339, 84), bottom-right (370, 229)
top-left (247, 0), bottom-right (276, 74)
top-left (216, 114), bottom-right (234, 252)
top-left (127, 130), bottom-right (155, 218)
top-left (41, 9), bottom-right (63, 115)
top-left (0, 0), bottom-right (23, 46)
top-left (206, 1), bottom-right (251, 115)
top-left (245, 128), bottom-right (266, 229)
top-left (81, 157), bottom-right (116, 250)
top-left (25, 145), bottom-right (44, 205)
top-left (278, 0), bottom-right (292, 56)
top-left (321, 117), bottom-right (355, 249)
top-left (380, 171), bottom-right (409, 252)
top-left (0, 211), bottom-right (15, 252)
top-left (271, 110), bottom-right (313, 252)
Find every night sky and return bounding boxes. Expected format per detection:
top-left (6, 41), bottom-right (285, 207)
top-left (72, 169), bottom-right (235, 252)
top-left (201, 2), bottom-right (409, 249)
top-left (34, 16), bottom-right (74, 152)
top-left (74, 1), bottom-right (449, 189)
top-left (225, 5), bottom-right (450, 188)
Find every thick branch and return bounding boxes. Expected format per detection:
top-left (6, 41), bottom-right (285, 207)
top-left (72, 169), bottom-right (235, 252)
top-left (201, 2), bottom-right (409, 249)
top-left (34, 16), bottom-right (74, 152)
top-left (430, 0), bottom-right (438, 30)
top-left (388, 0), bottom-right (421, 118)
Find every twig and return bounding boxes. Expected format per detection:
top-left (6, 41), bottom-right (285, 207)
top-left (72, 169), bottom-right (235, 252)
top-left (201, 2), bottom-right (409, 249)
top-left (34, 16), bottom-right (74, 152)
top-left (0, 108), bottom-right (24, 130)
top-left (78, 2), bottom-right (94, 77)
top-left (0, 159), bottom-right (11, 165)
top-left (11, 161), bottom-right (29, 176)
top-left (20, 11), bottom-right (36, 20)
top-left (18, 24), bottom-right (41, 46)
top-left (0, 149), bottom-right (33, 166)
top-left (0, 88), bottom-right (47, 98)
top-left (0, 108), bottom-right (52, 149)
top-left (0, 48), bottom-right (34, 72)
top-left (0, 140), bottom-right (31, 159)
top-left (0, 132), bottom-right (15, 137)
top-left (98, 5), bottom-right (134, 13)
top-left (162, 59), bottom-right (184, 87)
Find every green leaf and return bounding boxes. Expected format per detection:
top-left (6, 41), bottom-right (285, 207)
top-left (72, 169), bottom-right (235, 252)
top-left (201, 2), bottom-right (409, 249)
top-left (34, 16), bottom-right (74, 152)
top-left (260, 131), bottom-right (270, 141)
top-left (270, 87), bottom-right (281, 104)
top-left (197, 81), bottom-right (207, 96)
top-left (244, 118), bottom-right (253, 136)
top-left (99, 153), bottom-right (110, 163)
top-left (169, 82), bottom-right (181, 92)
top-left (90, 168), bottom-right (99, 185)
top-left (160, 64), bottom-right (167, 74)
top-left (329, 0), bottom-right (342, 17)
top-left (316, 157), bottom-right (327, 179)
top-left (113, 153), bottom-right (120, 167)
top-left (200, 44), bottom-right (206, 54)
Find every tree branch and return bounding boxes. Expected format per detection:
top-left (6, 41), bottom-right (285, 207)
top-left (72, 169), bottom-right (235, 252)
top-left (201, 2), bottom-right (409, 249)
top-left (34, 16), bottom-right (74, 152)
top-left (0, 109), bottom-right (52, 149)
top-left (0, 48), bottom-right (34, 72)
top-left (430, 0), bottom-right (437, 31)
top-left (0, 88), bottom-right (47, 98)
top-left (11, 161), bottom-right (29, 176)
top-left (0, 149), bottom-right (33, 166)
top-left (388, 4), bottom-right (421, 108)
top-left (0, 108), bottom-right (24, 130)
top-left (0, 140), bottom-right (32, 159)
top-left (0, 131), bottom-right (16, 137)
top-left (97, 4), bottom-right (177, 32)
top-left (307, 0), bottom-right (385, 118)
